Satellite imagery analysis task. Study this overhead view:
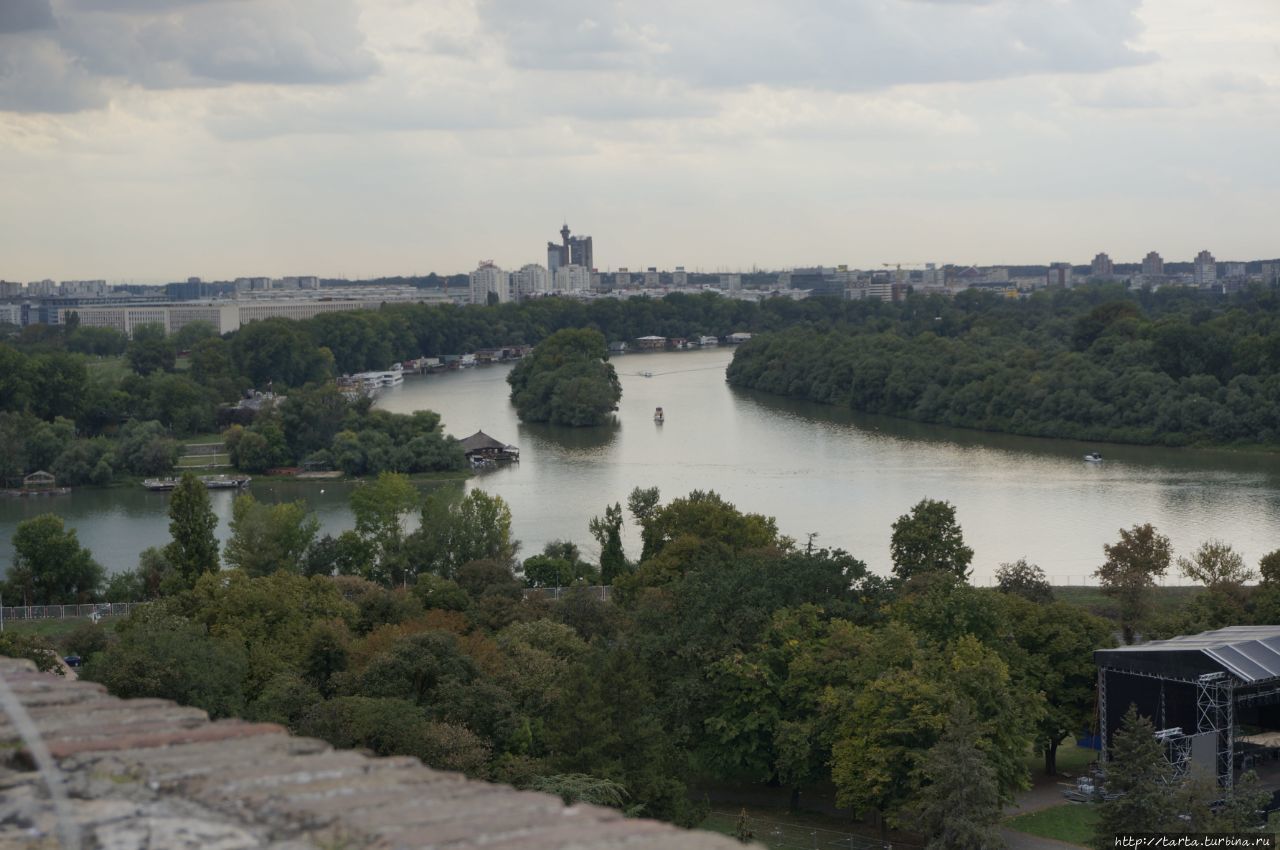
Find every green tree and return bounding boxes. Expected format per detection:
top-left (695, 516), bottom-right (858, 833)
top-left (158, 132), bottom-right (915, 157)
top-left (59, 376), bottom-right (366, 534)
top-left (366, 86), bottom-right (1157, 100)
top-left (350, 471), bottom-right (420, 583)
top-left (589, 502), bottom-right (628, 584)
top-left (994, 558), bottom-right (1053, 604)
top-left (116, 419), bottom-right (180, 476)
top-left (189, 336), bottom-right (240, 397)
top-left (994, 594), bottom-right (1114, 775)
top-left (1177, 539), bottom-right (1253, 589)
top-left (171, 320), bottom-right (218, 351)
top-left (405, 489), bottom-right (516, 580)
top-left (85, 612), bottom-right (249, 719)
top-left (506, 328), bottom-right (621, 427)
top-left (2, 514), bottom-right (104, 605)
top-left (127, 322), bottom-right (176, 375)
top-left (224, 493), bottom-right (319, 576)
top-left (1260, 549), bottom-right (1280, 585)
top-left (1095, 524), bottom-right (1172, 644)
top-left (164, 472), bottom-right (220, 584)
top-left (627, 486), bottom-right (662, 561)
top-left (831, 635), bottom-right (1037, 832)
top-left (889, 499), bottom-right (973, 582)
top-left (914, 702), bottom-right (1004, 850)
top-left (1094, 705), bottom-right (1177, 846)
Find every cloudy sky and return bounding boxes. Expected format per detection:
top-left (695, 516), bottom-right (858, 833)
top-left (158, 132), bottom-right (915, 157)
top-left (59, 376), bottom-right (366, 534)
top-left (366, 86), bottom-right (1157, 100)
top-left (1, 0), bottom-right (1276, 282)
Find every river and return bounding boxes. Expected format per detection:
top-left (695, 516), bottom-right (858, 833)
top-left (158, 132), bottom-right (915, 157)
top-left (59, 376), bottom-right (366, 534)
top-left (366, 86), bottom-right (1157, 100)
top-left (3, 346), bottom-right (1279, 584)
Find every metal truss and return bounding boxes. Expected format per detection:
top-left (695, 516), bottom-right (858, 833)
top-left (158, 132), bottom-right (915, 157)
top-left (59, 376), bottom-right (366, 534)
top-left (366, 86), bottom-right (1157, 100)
top-left (1197, 672), bottom-right (1235, 788)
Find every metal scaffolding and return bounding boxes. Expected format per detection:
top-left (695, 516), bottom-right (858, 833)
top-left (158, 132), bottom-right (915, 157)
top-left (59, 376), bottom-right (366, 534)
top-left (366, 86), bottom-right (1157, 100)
top-left (1197, 672), bottom-right (1235, 788)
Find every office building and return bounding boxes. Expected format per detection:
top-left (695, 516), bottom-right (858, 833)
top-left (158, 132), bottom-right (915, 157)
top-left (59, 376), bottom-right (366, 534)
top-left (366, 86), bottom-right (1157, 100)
top-left (547, 223), bottom-right (595, 277)
top-left (1194, 250), bottom-right (1217, 286)
top-left (672, 267), bottom-right (688, 287)
top-left (1142, 251), bottom-right (1165, 276)
top-left (643, 268), bottom-right (660, 287)
top-left (614, 268), bottom-right (631, 288)
top-left (469, 261), bottom-right (511, 305)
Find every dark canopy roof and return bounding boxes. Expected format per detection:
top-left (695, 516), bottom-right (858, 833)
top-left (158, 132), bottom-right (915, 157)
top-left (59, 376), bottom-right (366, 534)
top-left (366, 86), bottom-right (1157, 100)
top-left (1095, 626), bottom-right (1280, 685)
top-left (459, 431), bottom-right (508, 453)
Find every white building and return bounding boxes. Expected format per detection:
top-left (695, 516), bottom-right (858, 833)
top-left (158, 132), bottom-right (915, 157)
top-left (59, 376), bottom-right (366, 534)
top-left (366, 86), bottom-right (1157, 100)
top-left (1194, 250), bottom-right (1217, 286)
top-left (672, 267), bottom-right (688, 287)
top-left (469, 262), bottom-right (511, 304)
top-left (614, 268), bottom-right (632, 288)
top-left (721, 274), bottom-right (742, 291)
top-left (554, 264), bottom-right (591, 292)
top-left (512, 264), bottom-right (550, 299)
top-left (643, 268), bottom-right (660, 287)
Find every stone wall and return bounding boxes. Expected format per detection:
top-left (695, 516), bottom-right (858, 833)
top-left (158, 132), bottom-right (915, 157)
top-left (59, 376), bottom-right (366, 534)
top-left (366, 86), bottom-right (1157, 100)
top-left (0, 657), bottom-right (748, 849)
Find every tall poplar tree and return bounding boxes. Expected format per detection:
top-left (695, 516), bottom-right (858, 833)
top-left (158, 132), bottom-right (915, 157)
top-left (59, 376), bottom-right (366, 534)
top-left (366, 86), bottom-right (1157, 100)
top-left (164, 472), bottom-right (219, 584)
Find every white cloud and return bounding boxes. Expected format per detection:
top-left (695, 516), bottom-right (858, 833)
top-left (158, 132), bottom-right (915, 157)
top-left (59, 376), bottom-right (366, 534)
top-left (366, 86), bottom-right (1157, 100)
top-left (477, 0), bottom-right (1150, 89)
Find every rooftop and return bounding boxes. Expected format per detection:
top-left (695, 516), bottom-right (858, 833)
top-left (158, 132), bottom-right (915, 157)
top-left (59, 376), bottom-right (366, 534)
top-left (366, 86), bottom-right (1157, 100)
top-left (0, 657), bottom-right (743, 850)
top-left (1095, 625), bottom-right (1280, 685)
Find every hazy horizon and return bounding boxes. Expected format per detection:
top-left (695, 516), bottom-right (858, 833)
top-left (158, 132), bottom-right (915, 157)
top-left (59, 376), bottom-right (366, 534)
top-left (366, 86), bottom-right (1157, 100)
top-left (2, 0), bottom-right (1277, 281)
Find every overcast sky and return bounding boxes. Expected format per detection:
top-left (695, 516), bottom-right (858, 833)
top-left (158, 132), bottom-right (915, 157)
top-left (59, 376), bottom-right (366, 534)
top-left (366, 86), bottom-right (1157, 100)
top-left (1, 0), bottom-right (1277, 282)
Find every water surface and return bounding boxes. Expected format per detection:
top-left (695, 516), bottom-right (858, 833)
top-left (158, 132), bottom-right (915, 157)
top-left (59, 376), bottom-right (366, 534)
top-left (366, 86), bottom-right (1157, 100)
top-left (4, 347), bottom-right (1279, 583)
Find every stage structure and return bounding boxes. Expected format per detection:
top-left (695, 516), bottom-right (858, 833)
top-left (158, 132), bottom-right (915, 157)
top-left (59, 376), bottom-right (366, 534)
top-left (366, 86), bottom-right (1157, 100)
top-left (1095, 626), bottom-right (1280, 788)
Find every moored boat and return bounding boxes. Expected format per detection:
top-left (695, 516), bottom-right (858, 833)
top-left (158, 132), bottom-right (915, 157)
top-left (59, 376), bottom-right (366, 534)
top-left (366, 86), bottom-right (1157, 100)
top-left (142, 474), bottom-right (251, 491)
top-left (1084, 452), bottom-right (1103, 463)
top-left (654, 406), bottom-right (664, 423)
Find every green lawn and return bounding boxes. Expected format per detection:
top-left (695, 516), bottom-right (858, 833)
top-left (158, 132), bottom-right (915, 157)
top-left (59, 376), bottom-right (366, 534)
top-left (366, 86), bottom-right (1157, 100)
top-left (85, 355), bottom-right (130, 382)
top-left (1052, 585), bottom-right (1204, 620)
top-left (2, 617), bottom-right (119, 647)
top-left (1004, 803), bottom-right (1098, 846)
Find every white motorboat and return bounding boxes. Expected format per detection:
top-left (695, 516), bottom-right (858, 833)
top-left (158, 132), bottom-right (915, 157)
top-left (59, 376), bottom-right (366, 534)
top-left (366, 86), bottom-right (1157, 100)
top-left (1084, 452), bottom-right (1103, 463)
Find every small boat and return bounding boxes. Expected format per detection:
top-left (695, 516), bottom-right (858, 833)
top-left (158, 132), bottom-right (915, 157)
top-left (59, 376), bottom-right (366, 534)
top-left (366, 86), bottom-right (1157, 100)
top-left (654, 406), bottom-right (664, 423)
top-left (201, 474), bottom-right (252, 490)
top-left (640, 371), bottom-right (653, 378)
top-left (1084, 452), bottom-right (1103, 463)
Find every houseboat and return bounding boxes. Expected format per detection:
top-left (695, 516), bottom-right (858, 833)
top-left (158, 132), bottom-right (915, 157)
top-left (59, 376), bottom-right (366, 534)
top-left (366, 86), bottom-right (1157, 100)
top-left (143, 474), bottom-right (252, 491)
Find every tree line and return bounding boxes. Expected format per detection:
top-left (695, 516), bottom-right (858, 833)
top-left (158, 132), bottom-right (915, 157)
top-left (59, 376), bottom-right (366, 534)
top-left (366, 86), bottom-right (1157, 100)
top-left (726, 283), bottom-right (1280, 448)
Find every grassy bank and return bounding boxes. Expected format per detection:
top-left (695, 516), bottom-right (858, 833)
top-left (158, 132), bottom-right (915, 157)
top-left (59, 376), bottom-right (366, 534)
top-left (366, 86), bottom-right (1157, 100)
top-left (1051, 585), bottom-right (1205, 620)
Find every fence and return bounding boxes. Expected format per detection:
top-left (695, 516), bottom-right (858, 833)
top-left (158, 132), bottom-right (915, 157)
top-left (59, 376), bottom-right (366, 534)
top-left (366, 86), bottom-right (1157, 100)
top-left (0, 602), bottom-right (142, 624)
top-left (521, 585), bottom-right (612, 602)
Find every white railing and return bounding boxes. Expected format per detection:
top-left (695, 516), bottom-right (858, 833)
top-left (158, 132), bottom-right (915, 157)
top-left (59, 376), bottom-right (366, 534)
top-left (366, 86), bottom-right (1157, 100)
top-left (0, 602), bottom-right (141, 624)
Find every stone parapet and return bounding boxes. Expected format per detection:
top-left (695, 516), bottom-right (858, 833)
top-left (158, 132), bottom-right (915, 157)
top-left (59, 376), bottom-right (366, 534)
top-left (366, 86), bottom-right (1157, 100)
top-left (0, 657), bottom-right (748, 849)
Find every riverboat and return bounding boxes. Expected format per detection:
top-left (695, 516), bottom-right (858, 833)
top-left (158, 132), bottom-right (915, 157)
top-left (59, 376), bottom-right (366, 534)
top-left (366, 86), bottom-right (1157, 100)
top-left (654, 407), bottom-right (664, 423)
top-left (142, 475), bottom-right (252, 491)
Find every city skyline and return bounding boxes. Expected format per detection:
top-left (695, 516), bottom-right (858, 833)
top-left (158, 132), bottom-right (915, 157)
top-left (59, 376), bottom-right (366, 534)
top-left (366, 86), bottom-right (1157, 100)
top-left (1, 0), bottom-right (1278, 280)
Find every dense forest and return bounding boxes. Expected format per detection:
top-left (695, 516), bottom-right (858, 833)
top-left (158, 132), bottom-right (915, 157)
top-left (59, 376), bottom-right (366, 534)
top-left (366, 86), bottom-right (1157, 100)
top-left (7, 482), bottom-right (1280, 841)
top-left (727, 284), bottom-right (1280, 448)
